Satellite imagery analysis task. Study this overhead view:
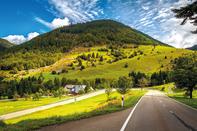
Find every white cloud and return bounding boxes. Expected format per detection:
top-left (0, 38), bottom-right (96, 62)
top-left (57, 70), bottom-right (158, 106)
top-left (160, 18), bottom-right (197, 48)
top-left (35, 17), bottom-right (70, 29)
top-left (36, 0), bottom-right (102, 29)
top-left (137, 0), bottom-right (196, 48)
top-left (48, 0), bottom-right (101, 23)
top-left (27, 32), bottom-right (40, 41)
top-left (3, 35), bottom-right (26, 45)
top-left (156, 0), bottom-right (196, 48)
top-left (3, 32), bottom-right (39, 44)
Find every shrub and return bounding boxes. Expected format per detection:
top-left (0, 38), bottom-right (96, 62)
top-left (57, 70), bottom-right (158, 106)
top-left (51, 71), bottom-right (57, 75)
top-left (78, 89), bottom-right (85, 94)
top-left (98, 48), bottom-right (108, 52)
top-left (10, 70), bottom-right (17, 74)
top-left (80, 65), bottom-right (85, 71)
top-left (161, 87), bottom-right (165, 91)
top-left (32, 92), bottom-right (41, 101)
top-left (92, 63), bottom-right (96, 67)
top-left (13, 92), bottom-right (20, 101)
top-left (124, 63), bottom-right (128, 68)
top-left (99, 56), bottom-right (104, 62)
top-left (62, 69), bottom-right (68, 73)
top-left (0, 120), bottom-right (6, 127)
top-left (24, 93), bottom-right (30, 100)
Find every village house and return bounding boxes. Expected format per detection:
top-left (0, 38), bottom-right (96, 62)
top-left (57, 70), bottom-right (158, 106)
top-left (64, 85), bottom-right (86, 94)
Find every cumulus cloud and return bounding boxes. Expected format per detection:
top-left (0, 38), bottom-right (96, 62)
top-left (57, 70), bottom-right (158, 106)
top-left (3, 32), bottom-right (39, 44)
top-left (155, 0), bottom-right (196, 48)
top-left (35, 17), bottom-right (70, 29)
top-left (160, 18), bottom-right (197, 48)
top-left (3, 35), bottom-right (26, 45)
top-left (135, 0), bottom-right (196, 48)
top-left (27, 32), bottom-right (40, 41)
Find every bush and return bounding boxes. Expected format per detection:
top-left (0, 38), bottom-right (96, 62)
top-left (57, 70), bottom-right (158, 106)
top-left (13, 92), bottom-right (20, 101)
top-left (98, 48), bottom-right (108, 52)
top-left (78, 89), bottom-right (85, 94)
top-left (124, 63), bottom-right (128, 68)
top-left (80, 65), bottom-right (85, 71)
top-left (32, 92), bottom-right (41, 101)
top-left (62, 69), bottom-right (68, 73)
top-left (24, 93), bottom-right (30, 100)
top-left (161, 87), bottom-right (165, 91)
top-left (51, 71), bottom-right (57, 75)
top-left (0, 120), bottom-right (6, 127)
top-left (9, 69), bottom-right (18, 74)
top-left (92, 63), bottom-right (96, 67)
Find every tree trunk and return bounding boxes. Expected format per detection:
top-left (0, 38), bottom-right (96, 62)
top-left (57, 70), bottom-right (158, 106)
top-left (189, 87), bottom-right (193, 99)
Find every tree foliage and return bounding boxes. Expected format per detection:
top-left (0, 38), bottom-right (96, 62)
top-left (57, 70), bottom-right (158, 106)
top-left (116, 76), bottom-right (133, 95)
top-left (172, 1), bottom-right (197, 33)
top-left (172, 54), bottom-right (197, 98)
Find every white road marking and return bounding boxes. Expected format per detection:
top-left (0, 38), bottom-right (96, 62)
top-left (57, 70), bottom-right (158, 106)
top-left (120, 96), bottom-right (143, 131)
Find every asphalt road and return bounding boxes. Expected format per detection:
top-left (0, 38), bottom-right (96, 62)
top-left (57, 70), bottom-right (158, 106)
top-left (124, 90), bottom-right (197, 131)
top-left (39, 90), bottom-right (197, 131)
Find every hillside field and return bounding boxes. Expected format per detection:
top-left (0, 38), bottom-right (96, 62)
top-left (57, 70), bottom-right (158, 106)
top-left (21, 45), bottom-right (194, 81)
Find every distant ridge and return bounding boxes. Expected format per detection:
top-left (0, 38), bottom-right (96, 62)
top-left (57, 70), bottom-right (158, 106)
top-left (187, 45), bottom-right (197, 51)
top-left (0, 38), bottom-right (15, 51)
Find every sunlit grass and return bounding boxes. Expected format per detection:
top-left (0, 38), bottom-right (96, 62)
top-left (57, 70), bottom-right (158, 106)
top-left (30, 45), bottom-right (193, 81)
top-left (0, 96), bottom-right (70, 115)
top-left (1, 90), bottom-right (146, 131)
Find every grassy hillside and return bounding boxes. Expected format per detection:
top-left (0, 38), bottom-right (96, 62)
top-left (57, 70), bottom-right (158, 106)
top-left (0, 20), bottom-right (166, 72)
top-left (18, 45), bottom-right (193, 81)
top-left (0, 38), bottom-right (15, 51)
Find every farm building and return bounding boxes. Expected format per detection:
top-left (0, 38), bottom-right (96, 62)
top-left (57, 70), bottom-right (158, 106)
top-left (65, 85), bottom-right (86, 94)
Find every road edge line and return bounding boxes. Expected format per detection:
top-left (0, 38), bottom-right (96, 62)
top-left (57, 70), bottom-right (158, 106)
top-left (168, 96), bottom-right (197, 111)
top-left (120, 96), bottom-right (143, 131)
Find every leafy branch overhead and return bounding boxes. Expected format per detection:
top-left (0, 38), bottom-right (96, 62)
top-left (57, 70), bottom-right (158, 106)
top-left (172, 1), bottom-right (197, 33)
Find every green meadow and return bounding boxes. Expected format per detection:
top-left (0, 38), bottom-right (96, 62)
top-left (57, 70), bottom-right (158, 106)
top-left (0, 90), bottom-right (146, 131)
top-left (0, 96), bottom-right (70, 115)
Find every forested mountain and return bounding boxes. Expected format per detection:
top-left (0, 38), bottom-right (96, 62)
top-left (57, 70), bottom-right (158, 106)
top-left (0, 38), bottom-right (15, 51)
top-left (0, 20), bottom-right (168, 71)
top-left (187, 45), bottom-right (197, 51)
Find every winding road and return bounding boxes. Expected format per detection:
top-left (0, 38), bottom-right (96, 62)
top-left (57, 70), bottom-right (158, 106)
top-left (39, 90), bottom-right (197, 131)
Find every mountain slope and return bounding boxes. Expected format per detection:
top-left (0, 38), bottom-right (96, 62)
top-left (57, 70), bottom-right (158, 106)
top-left (0, 20), bottom-right (169, 71)
top-left (187, 45), bottom-right (197, 51)
top-left (0, 38), bottom-right (15, 51)
top-left (6, 20), bottom-right (167, 53)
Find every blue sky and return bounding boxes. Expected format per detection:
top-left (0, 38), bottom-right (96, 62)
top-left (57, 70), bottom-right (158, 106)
top-left (0, 0), bottom-right (196, 48)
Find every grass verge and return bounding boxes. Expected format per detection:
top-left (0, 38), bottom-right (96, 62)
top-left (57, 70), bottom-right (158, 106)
top-left (0, 96), bottom-right (70, 115)
top-left (0, 90), bottom-right (146, 131)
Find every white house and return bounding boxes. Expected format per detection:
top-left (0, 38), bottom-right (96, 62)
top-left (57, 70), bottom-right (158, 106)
top-left (65, 85), bottom-right (86, 94)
